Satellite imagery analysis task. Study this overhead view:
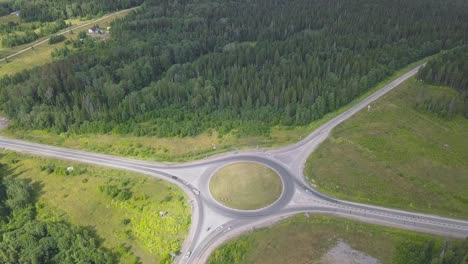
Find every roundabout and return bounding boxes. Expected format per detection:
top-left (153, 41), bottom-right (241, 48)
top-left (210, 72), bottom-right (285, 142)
top-left (209, 162), bottom-right (283, 211)
top-left (197, 155), bottom-right (296, 218)
top-left (1, 65), bottom-right (467, 264)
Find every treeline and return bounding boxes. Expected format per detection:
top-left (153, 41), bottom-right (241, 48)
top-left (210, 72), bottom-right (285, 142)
top-left (1, 30), bottom-right (38, 48)
top-left (0, 2), bottom-right (11, 17)
top-left (0, 160), bottom-right (114, 263)
top-left (1, 19), bottom-right (68, 48)
top-left (1, 0), bottom-right (143, 22)
top-left (417, 47), bottom-right (468, 118)
top-left (0, 0), bottom-right (467, 137)
top-left (394, 239), bottom-right (468, 264)
top-left (0, 19), bottom-right (67, 35)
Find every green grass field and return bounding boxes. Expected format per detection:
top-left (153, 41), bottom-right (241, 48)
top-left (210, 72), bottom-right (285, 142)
top-left (306, 78), bottom-right (468, 220)
top-left (209, 162), bottom-right (282, 210)
top-left (209, 214), bottom-right (461, 264)
top-left (0, 151), bottom-right (190, 263)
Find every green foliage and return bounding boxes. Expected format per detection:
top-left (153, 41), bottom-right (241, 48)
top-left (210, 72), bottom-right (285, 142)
top-left (0, 1), bottom-right (12, 17)
top-left (48, 34), bottom-right (65, 45)
top-left (417, 46), bottom-right (468, 118)
top-left (0, 221), bottom-right (114, 263)
top-left (209, 237), bottom-right (252, 264)
top-left (0, 152), bottom-right (190, 263)
top-left (393, 238), bottom-right (468, 264)
top-left (39, 162), bottom-right (86, 176)
top-left (99, 183), bottom-right (132, 201)
top-left (1, 0), bottom-right (467, 137)
top-left (40, 163), bottom-right (56, 174)
top-left (306, 78), bottom-right (468, 219)
top-left (77, 30), bottom-right (87, 39)
top-left (0, 18), bottom-right (68, 48)
top-left (1, 30), bottom-right (38, 47)
top-left (12, 0), bottom-right (143, 22)
top-left (0, 157), bottom-right (115, 263)
top-left (209, 215), bottom-right (468, 264)
top-left (51, 46), bottom-right (71, 59)
top-left (39, 19), bottom-right (68, 35)
top-left (0, 172), bottom-right (34, 230)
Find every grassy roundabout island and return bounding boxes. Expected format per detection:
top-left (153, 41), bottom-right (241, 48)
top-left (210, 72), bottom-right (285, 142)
top-left (209, 162), bottom-right (283, 210)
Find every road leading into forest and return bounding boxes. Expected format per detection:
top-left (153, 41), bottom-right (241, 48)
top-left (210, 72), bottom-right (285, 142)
top-left (0, 64), bottom-right (467, 264)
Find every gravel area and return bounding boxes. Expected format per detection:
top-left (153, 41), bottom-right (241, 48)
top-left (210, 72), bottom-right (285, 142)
top-left (0, 116), bottom-right (9, 130)
top-left (320, 241), bottom-right (380, 264)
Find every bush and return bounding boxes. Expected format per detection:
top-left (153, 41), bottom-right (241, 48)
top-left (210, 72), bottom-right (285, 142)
top-left (40, 163), bottom-right (56, 174)
top-left (51, 46), bottom-right (71, 59)
top-left (98, 184), bottom-right (132, 201)
top-left (49, 34), bottom-right (66, 45)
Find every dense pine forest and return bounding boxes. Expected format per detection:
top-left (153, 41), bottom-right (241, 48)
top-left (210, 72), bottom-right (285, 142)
top-left (417, 47), bottom-right (468, 118)
top-left (0, 0), bottom-right (143, 22)
top-left (0, 159), bottom-right (114, 263)
top-left (1, 0), bottom-right (467, 137)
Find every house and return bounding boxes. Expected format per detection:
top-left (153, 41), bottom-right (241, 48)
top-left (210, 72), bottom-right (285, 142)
top-left (88, 25), bottom-right (104, 35)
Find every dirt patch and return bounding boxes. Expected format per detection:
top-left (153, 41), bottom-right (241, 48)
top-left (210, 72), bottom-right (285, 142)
top-left (0, 116), bottom-right (10, 130)
top-left (320, 241), bottom-right (380, 264)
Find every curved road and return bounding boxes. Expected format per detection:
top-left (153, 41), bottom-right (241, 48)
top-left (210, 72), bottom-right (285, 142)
top-left (0, 64), bottom-right (467, 263)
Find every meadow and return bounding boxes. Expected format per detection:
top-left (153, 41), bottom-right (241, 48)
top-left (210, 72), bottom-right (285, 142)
top-left (0, 151), bottom-right (190, 263)
top-left (306, 78), bottom-right (468, 220)
top-left (208, 214), bottom-right (465, 264)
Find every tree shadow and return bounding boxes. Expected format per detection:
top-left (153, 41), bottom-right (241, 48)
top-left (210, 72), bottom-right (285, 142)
top-left (1, 163), bottom-right (46, 202)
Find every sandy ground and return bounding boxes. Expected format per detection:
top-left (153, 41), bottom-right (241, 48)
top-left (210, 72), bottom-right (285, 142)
top-left (0, 116), bottom-right (9, 130)
top-left (320, 241), bottom-right (380, 264)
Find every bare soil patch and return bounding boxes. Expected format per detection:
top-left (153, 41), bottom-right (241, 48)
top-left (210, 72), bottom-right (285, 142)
top-left (0, 116), bottom-right (9, 130)
top-left (320, 241), bottom-right (380, 264)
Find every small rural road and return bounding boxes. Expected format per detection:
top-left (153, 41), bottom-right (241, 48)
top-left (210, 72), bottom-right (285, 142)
top-left (0, 7), bottom-right (137, 63)
top-left (0, 64), bottom-right (467, 264)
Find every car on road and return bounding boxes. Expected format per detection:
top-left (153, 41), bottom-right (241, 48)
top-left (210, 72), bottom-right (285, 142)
top-left (185, 251), bottom-right (191, 258)
top-left (192, 188), bottom-right (200, 195)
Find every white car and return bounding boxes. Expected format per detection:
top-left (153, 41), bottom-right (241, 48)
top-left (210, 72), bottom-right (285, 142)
top-left (185, 251), bottom-right (191, 258)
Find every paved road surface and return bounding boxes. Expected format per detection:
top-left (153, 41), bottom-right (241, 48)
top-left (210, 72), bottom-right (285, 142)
top-left (0, 64), bottom-right (467, 264)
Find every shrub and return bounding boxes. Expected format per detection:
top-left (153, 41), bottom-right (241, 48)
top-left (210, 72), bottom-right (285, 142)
top-left (98, 184), bottom-right (132, 201)
top-left (48, 34), bottom-right (65, 45)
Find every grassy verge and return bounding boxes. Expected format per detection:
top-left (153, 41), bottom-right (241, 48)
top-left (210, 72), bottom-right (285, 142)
top-left (306, 78), bottom-right (468, 220)
top-left (209, 162), bottom-right (282, 210)
top-left (0, 151), bottom-right (190, 263)
top-left (0, 9), bottom-right (132, 76)
top-left (208, 214), bottom-right (463, 264)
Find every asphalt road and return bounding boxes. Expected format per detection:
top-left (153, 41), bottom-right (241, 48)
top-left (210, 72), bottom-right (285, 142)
top-left (0, 64), bottom-right (467, 264)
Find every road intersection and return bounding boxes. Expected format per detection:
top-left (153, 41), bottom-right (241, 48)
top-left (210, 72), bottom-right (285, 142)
top-left (0, 64), bottom-right (467, 263)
